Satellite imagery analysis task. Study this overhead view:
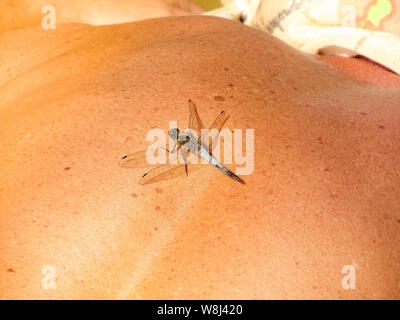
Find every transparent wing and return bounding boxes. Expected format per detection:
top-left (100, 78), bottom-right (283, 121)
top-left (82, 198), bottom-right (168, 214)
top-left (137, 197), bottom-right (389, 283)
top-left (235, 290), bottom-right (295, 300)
top-left (188, 99), bottom-right (204, 138)
top-left (207, 110), bottom-right (227, 134)
top-left (201, 110), bottom-right (227, 154)
top-left (139, 163), bottom-right (185, 184)
top-left (138, 150), bottom-right (200, 185)
top-left (119, 141), bottom-right (177, 169)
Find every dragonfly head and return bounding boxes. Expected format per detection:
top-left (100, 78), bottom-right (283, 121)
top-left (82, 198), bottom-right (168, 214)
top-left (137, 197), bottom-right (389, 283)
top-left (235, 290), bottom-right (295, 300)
top-left (168, 128), bottom-right (179, 141)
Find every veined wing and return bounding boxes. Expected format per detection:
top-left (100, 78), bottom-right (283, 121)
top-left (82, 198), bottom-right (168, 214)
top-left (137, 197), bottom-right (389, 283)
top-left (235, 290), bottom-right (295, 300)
top-left (119, 141), bottom-right (177, 169)
top-left (200, 110), bottom-right (227, 154)
top-left (188, 99), bottom-right (203, 139)
top-left (138, 163), bottom-right (185, 185)
top-left (138, 149), bottom-right (200, 185)
top-left (188, 99), bottom-right (227, 154)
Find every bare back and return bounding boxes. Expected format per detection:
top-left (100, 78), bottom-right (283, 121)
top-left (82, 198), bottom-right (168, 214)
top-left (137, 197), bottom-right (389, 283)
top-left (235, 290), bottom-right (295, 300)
top-left (0, 16), bottom-right (399, 299)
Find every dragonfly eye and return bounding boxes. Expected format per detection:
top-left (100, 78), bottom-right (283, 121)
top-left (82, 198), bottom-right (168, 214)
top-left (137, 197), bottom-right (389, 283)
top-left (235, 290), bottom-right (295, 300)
top-left (168, 128), bottom-right (179, 140)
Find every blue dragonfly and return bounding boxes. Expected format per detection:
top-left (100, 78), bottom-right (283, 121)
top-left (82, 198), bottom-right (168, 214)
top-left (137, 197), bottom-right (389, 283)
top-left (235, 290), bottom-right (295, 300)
top-left (120, 100), bottom-right (244, 184)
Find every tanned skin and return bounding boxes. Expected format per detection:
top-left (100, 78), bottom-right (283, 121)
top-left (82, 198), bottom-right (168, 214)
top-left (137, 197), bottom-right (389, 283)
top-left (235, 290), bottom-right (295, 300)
top-left (0, 5), bottom-right (399, 299)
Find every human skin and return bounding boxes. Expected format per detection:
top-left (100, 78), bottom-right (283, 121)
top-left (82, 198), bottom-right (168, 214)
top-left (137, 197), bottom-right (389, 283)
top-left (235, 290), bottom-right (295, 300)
top-left (0, 15), bottom-right (400, 299)
top-left (0, 0), bottom-right (203, 33)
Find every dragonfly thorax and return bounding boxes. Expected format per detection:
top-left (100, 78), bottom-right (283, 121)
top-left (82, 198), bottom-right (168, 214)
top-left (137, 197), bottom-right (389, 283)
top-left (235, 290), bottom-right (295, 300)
top-left (169, 128), bottom-right (199, 151)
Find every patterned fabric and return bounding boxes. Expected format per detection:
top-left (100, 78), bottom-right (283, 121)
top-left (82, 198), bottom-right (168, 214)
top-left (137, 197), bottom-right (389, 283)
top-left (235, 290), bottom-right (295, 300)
top-left (206, 0), bottom-right (400, 74)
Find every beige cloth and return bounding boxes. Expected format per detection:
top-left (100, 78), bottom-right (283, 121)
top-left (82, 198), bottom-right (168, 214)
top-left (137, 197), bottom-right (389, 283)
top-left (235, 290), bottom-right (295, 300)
top-left (207, 0), bottom-right (400, 74)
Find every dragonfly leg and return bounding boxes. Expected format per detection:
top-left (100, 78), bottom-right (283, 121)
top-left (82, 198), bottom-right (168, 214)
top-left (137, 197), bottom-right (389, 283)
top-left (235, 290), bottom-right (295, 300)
top-left (162, 142), bottom-right (177, 154)
top-left (180, 148), bottom-right (188, 176)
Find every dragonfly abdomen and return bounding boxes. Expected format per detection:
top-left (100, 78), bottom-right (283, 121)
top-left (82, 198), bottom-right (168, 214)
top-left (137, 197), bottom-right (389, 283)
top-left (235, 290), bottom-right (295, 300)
top-left (198, 147), bottom-right (244, 183)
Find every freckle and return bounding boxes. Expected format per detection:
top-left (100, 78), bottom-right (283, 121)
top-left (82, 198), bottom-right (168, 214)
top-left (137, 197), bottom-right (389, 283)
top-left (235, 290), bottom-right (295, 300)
top-left (154, 226), bottom-right (158, 231)
top-left (155, 206), bottom-right (161, 211)
top-left (229, 95), bottom-right (234, 99)
top-left (64, 167), bottom-right (71, 171)
top-left (325, 168), bottom-right (330, 172)
top-left (214, 95), bottom-right (225, 102)
top-left (379, 125), bottom-right (385, 129)
top-left (131, 193), bottom-right (137, 198)
top-left (155, 188), bottom-right (163, 194)
top-left (7, 268), bottom-right (15, 272)
top-left (224, 67), bottom-right (229, 71)
top-left (154, 107), bottom-right (159, 112)
top-left (397, 218), bottom-right (400, 224)
top-left (360, 112), bottom-right (367, 116)
top-left (269, 90), bottom-right (275, 95)
top-left (295, 261), bottom-right (299, 266)
top-left (162, 72), bottom-right (169, 76)
top-left (271, 163), bottom-right (276, 166)
top-left (124, 96), bottom-right (130, 100)
top-left (228, 83), bottom-right (234, 88)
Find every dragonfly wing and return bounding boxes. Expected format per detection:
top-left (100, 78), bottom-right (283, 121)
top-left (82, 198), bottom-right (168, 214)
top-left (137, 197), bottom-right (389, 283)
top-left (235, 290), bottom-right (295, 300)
top-left (188, 99), bottom-right (203, 138)
top-left (201, 110), bottom-right (227, 154)
top-left (120, 141), bottom-right (177, 169)
top-left (208, 110), bottom-right (226, 132)
top-left (139, 163), bottom-right (186, 185)
top-left (139, 149), bottom-right (201, 184)
top-left (120, 149), bottom-right (150, 169)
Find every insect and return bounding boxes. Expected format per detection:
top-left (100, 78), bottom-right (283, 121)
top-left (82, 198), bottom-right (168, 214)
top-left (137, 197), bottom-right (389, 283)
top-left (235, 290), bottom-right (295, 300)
top-left (120, 100), bottom-right (244, 185)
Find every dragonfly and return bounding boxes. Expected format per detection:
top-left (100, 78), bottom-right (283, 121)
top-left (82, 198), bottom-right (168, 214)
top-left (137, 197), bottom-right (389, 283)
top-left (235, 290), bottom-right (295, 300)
top-left (120, 99), bottom-right (244, 185)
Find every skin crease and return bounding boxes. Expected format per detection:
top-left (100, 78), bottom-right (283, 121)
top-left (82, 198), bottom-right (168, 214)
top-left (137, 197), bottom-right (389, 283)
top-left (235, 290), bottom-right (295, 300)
top-left (0, 14), bottom-right (400, 299)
